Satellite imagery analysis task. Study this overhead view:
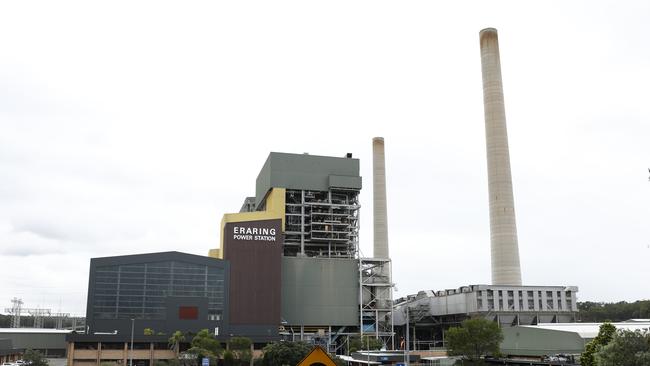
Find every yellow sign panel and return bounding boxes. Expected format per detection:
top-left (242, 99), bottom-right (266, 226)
top-left (296, 345), bottom-right (338, 366)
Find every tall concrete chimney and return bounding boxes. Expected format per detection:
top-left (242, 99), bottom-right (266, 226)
top-left (373, 137), bottom-right (389, 259)
top-left (479, 28), bottom-right (522, 286)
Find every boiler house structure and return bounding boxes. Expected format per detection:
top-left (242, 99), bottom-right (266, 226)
top-left (209, 151), bottom-right (394, 351)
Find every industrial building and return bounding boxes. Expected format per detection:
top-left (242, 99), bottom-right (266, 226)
top-left (209, 150), bottom-right (394, 351)
top-left (83, 251), bottom-right (230, 338)
top-left (500, 321), bottom-right (650, 358)
top-left (0, 328), bottom-right (71, 358)
top-left (65, 146), bottom-right (394, 366)
top-left (389, 28), bottom-right (581, 352)
top-left (66, 252), bottom-right (230, 366)
top-left (65, 333), bottom-right (176, 366)
top-left (0, 338), bottom-right (20, 364)
top-left (477, 28), bottom-right (579, 327)
top-left (393, 285), bottom-right (579, 349)
top-left (63, 25), bottom-right (589, 362)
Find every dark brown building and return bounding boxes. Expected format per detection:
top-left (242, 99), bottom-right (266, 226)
top-left (223, 219), bottom-right (283, 339)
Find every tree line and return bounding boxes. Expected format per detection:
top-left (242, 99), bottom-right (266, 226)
top-left (167, 330), bottom-right (373, 366)
top-left (578, 300), bottom-right (650, 322)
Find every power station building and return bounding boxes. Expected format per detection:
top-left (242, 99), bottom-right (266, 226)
top-left (67, 149), bottom-right (394, 365)
top-left (389, 28), bottom-right (580, 353)
top-left (393, 285), bottom-right (579, 349)
top-left (209, 151), bottom-right (393, 350)
top-left (65, 26), bottom-right (583, 363)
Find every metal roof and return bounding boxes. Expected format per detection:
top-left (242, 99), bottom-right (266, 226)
top-left (337, 357), bottom-right (380, 365)
top-left (0, 328), bottom-right (73, 334)
top-left (521, 322), bottom-right (650, 339)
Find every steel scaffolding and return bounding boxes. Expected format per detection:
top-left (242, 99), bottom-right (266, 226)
top-left (4, 297), bottom-right (82, 330)
top-left (359, 257), bottom-right (394, 349)
top-left (284, 188), bottom-right (360, 258)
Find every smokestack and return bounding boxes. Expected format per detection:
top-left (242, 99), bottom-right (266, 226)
top-left (373, 137), bottom-right (389, 259)
top-left (479, 28), bottom-right (522, 286)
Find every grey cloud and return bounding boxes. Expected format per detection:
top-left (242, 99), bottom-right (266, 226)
top-left (9, 216), bottom-right (147, 245)
top-left (1, 243), bottom-right (66, 256)
top-left (0, 228), bottom-right (67, 257)
top-left (12, 220), bottom-right (70, 241)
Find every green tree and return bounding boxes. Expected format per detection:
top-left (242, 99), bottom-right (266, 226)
top-left (144, 328), bottom-right (155, 336)
top-left (0, 314), bottom-right (11, 328)
top-left (22, 349), bottom-right (49, 366)
top-left (581, 322), bottom-right (616, 366)
top-left (167, 359), bottom-right (181, 366)
top-left (596, 329), bottom-right (650, 366)
top-left (223, 350), bottom-right (235, 366)
top-left (329, 353), bottom-right (348, 366)
top-left (331, 356), bottom-right (348, 366)
top-left (578, 300), bottom-right (650, 322)
top-left (154, 359), bottom-right (181, 366)
top-left (348, 336), bottom-right (383, 353)
top-left (261, 341), bottom-right (312, 366)
top-left (445, 318), bottom-right (503, 362)
top-left (169, 330), bottom-right (186, 355)
top-left (229, 337), bottom-right (253, 365)
top-left (185, 329), bottom-right (222, 364)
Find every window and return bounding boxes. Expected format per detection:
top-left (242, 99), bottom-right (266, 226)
top-left (92, 261), bottom-right (225, 320)
top-left (208, 310), bottom-right (222, 321)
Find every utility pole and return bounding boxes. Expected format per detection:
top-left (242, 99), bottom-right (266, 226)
top-left (366, 336), bottom-right (370, 365)
top-left (130, 318), bottom-right (135, 366)
top-left (405, 306), bottom-right (409, 366)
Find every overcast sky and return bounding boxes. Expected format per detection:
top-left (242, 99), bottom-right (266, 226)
top-left (1, 1), bottom-right (649, 317)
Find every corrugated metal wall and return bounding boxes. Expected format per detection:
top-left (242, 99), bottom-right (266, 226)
top-left (282, 257), bottom-right (359, 326)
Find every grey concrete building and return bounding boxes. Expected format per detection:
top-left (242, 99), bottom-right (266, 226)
top-left (393, 285), bottom-right (579, 349)
top-left (0, 338), bottom-right (21, 364)
top-left (0, 328), bottom-right (71, 357)
top-left (501, 321), bottom-right (650, 358)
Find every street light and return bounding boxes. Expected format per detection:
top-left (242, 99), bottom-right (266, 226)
top-left (130, 318), bottom-right (135, 366)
